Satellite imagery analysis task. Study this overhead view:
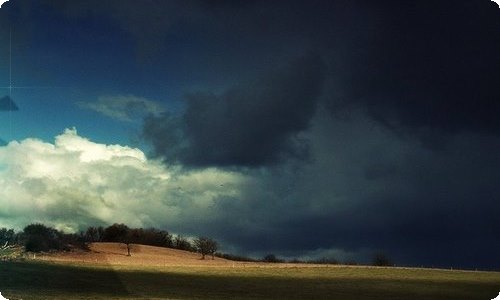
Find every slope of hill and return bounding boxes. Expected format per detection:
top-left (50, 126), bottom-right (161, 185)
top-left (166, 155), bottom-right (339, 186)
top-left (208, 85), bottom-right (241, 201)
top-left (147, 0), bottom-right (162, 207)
top-left (37, 242), bottom-right (231, 267)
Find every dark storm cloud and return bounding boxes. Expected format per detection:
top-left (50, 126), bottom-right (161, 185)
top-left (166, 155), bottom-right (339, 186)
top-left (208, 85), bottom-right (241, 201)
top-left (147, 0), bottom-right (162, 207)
top-left (143, 54), bottom-right (326, 167)
top-left (133, 0), bottom-right (500, 150)
top-left (327, 0), bottom-right (500, 137)
top-left (187, 110), bottom-right (500, 269)
top-left (137, 0), bottom-right (500, 268)
top-left (0, 96), bottom-right (18, 111)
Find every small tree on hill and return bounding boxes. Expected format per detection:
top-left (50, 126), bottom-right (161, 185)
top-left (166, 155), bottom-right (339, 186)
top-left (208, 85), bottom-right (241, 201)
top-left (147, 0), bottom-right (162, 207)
top-left (372, 253), bottom-right (392, 266)
top-left (84, 226), bottom-right (103, 242)
top-left (263, 254), bottom-right (282, 263)
top-left (194, 237), bottom-right (218, 260)
top-left (102, 223), bottom-right (132, 256)
top-left (102, 223), bottom-right (129, 242)
top-left (174, 235), bottom-right (193, 251)
top-left (126, 242), bottom-right (132, 256)
top-left (207, 238), bottom-right (217, 259)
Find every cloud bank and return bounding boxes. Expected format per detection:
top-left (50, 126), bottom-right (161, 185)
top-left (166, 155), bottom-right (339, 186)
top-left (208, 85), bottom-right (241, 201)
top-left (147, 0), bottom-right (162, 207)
top-left (2, 114), bottom-right (500, 268)
top-left (0, 128), bottom-right (245, 233)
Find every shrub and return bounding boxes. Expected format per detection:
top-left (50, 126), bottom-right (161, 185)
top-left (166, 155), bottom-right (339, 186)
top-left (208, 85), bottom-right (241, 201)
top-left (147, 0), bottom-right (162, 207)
top-left (372, 253), bottom-right (392, 266)
top-left (25, 235), bottom-right (49, 252)
top-left (263, 254), bottom-right (283, 263)
top-left (22, 223), bottom-right (62, 252)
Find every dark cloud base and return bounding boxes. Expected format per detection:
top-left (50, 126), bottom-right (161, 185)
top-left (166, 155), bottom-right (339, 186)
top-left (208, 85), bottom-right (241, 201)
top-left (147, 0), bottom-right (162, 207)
top-left (327, 1), bottom-right (500, 138)
top-left (138, 0), bottom-right (500, 269)
top-left (143, 54), bottom-right (326, 167)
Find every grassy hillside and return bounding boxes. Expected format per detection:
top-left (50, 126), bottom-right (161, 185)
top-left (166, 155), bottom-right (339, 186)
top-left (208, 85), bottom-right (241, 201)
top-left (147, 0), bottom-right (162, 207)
top-left (34, 242), bottom-right (230, 267)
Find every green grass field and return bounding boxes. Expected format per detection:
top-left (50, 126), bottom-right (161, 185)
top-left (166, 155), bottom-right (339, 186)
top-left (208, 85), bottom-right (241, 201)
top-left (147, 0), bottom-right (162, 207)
top-left (0, 260), bottom-right (499, 299)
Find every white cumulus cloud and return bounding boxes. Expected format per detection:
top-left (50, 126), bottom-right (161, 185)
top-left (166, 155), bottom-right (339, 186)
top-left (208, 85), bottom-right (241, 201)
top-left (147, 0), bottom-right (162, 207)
top-left (0, 128), bottom-right (245, 233)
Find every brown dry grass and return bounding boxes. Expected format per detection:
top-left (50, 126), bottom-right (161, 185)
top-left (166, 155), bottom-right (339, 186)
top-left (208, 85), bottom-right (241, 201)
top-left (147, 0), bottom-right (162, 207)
top-left (36, 242), bottom-right (363, 269)
top-left (36, 242), bottom-right (233, 267)
top-left (36, 242), bottom-right (485, 271)
top-left (4, 243), bottom-right (500, 299)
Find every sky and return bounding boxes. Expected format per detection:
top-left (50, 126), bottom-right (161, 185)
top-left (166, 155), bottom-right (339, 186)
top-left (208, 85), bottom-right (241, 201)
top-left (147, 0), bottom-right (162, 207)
top-left (0, 0), bottom-right (499, 270)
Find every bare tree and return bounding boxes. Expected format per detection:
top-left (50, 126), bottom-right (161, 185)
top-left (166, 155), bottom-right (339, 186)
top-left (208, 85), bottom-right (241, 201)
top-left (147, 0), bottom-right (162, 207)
top-left (0, 228), bottom-right (15, 250)
top-left (174, 235), bottom-right (193, 251)
top-left (372, 253), bottom-right (392, 266)
top-left (194, 237), bottom-right (218, 260)
top-left (84, 227), bottom-right (100, 242)
top-left (102, 224), bottom-right (132, 256)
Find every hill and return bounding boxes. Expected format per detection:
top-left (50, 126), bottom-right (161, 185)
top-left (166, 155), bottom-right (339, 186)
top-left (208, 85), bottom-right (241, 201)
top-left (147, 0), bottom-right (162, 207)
top-left (36, 242), bottom-right (232, 267)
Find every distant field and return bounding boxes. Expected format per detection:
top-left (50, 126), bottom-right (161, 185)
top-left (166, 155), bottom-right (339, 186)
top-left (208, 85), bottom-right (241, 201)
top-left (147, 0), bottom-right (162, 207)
top-left (0, 243), bottom-right (499, 299)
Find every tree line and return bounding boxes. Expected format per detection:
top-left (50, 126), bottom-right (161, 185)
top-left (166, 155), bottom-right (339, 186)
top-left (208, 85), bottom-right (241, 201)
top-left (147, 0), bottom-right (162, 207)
top-left (1, 223), bottom-right (392, 266)
top-left (0, 223), bottom-right (218, 259)
top-left (257, 253), bottom-right (392, 266)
